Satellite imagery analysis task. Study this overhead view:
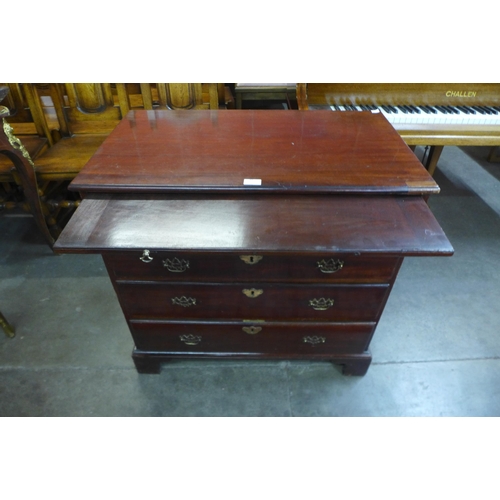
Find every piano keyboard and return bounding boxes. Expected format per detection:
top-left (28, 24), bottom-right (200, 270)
top-left (330, 104), bottom-right (500, 126)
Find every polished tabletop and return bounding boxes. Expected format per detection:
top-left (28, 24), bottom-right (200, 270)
top-left (69, 110), bottom-right (439, 195)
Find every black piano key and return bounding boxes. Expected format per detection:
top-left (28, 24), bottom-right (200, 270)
top-left (409, 105), bottom-right (421, 113)
top-left (485, 106), bottom-right (498, 114)
top-left (436, 105), bottom-right (449, 114)
top-left (446, 106), bottom-right (460, 114)
top-left (493, 106), bottom-right (500, 112)
top-left (456, 106), bottom-right (471, 114)
top-left (463, 106), bottom-right (476, 114)
top-left (419, 106), bottom-right (431, 114)
top-left (479, 106), bottom-right (493, 114)
top-left (472, 106), bottom-right (486, 114)
top-left (425, 106), bottom-right (438, 114)
top-left (368, 105), bottom-right (379, 111)
top-left (397, 106), bottom-right (408, 114)
top-left (388, 105), bottom-right (398, 113)
top-left (381, 105), bottom-right (393, 113)
top-left (359, 105), bottom-right (368, 111)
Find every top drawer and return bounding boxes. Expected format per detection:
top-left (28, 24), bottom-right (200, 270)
top-left (103, 251), bottom-right (401, 284)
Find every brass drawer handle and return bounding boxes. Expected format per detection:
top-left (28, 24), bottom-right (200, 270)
top-left (317, 258), bottom-right (344, 274)
top-left (180, 334), bottom-right (201, 345)
top-left (240, 255), bottom-right (263, 265)
top-left (242, 288), bottom-right (264, 298)
top-left (172, 296), bottom-right (196, 307)
top-left (163, 257), bottom-right (189, 273)
top-left (303, 336), bottom-right (326, 345)
top-left (140, 249), bottom-right (153, 263)
top-left (242, 326), bottom-right (262, 335)
top-left (309, 298), bottom-right (334, 310)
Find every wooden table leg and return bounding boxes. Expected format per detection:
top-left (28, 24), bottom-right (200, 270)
top-left (488, 146), bottom-right (500, 163)
top-left (425, 145), bottom-right (444, 176)
top-left (0, 311), bottom-right (15, 338)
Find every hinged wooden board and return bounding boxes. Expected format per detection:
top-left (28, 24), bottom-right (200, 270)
top-left (54, 193), bottom-right (453, 255)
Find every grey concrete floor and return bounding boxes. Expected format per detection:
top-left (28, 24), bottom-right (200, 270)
top-left (1, 145), bottom-right (500, 416)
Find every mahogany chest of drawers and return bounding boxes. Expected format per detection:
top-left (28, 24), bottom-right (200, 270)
top-left (55, 110), bottom-right (453, 375)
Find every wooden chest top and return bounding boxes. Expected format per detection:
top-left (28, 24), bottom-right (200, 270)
top-left (69, 110), bottom-right (439, 195)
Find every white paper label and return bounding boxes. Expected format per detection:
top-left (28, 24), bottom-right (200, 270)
top-left (243, 179), bottom-right (262, 186)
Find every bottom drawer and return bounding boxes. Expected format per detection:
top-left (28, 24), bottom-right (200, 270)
top-left (128, 320), bottom-right (375, 356)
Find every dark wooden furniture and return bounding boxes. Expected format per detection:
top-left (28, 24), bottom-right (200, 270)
top-left (235, 84), bottom-right (296, 109)
top-left (54, 110), bottom-right (453, 376)
top-left (297, 83), bottom-right (500, 175)
top-left (1, 92), bottom-right (56, 246)
top-left (0, 84), bottom-right (53, 216)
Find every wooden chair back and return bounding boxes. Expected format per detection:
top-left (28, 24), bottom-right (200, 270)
top-left (49, 83), bottom-right (130, 138)
top-left (139, 83), bottom-right (219, 110)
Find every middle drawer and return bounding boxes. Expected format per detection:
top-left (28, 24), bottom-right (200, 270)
top-left (115, 281), bottom-right (390, 322)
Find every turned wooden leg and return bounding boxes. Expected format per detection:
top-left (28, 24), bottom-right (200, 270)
top-left (132, 352), bottom-right (162, 374)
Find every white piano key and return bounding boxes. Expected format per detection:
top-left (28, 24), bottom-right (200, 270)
top-left (330, 103), bottom-right (500, 128)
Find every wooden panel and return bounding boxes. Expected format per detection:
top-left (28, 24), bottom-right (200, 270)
top-left (116, 282), bottom-right (390, 322)
top-left (300, 83), bottom-right (500, 108)
top-left (68, 83), bottom-right (109, 113)
top-left (129, 319), bottom-right (375, 354)
top-left (103, 252), bottom-right (401, 284)
top-left (54, 194), bottom-right (454, 256)
top-left (68, 110), bottom-right (439, 195)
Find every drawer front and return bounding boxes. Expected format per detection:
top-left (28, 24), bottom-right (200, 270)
top-left (129, 320), bottom-right (375, 355)
top-left (116, 282), bottom-right (390, 322)
top-left (104, 252), bottom-right (400, 284)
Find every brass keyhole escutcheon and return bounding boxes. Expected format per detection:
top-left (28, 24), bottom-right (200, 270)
top-left (240, 255), bottom-right (263, 265)
top-left (242, 326), bottom-right (262, 335)
top-left (242, 288), bottom-right (264, 298)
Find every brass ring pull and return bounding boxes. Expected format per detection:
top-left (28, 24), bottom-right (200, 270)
top-left (240, 255), bottom-right (263, 265)
top-left (172, 296), bottom-right (196, 307)
top-left (180, 334), bottom-right (201, 345)
top-left (242, 288), bottom-right (264, 298)
top-left (303, 336), bottom-right (326, 345)
top-left (163, 257), bottom-right (189, 273)
top-left (140, 249), bottom-right (153, 263)
top-left (309, 298), bottom-right (334, 311)
top-left (317, 258), bottom-right (344, 273)
top-left (242, 326), bottom-right (262, 335)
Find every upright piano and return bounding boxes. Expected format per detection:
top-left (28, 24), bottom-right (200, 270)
top-left (297, 83), bottom-right (500, 175)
